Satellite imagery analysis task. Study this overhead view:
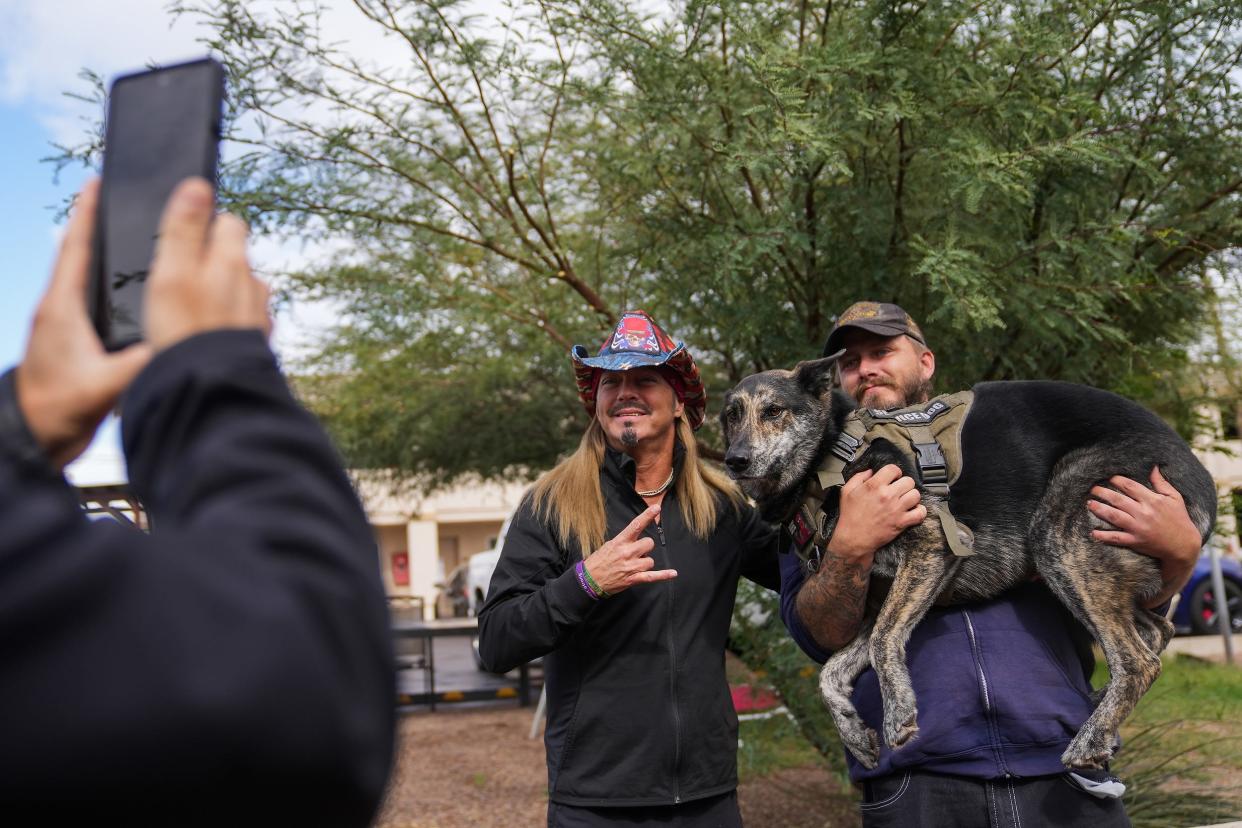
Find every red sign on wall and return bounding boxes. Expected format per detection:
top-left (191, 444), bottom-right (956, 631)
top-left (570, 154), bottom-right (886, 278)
top-left (391, 551), bottom-right (409, 586)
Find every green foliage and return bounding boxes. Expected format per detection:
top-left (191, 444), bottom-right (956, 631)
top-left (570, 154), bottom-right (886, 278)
top-left (1096, 653), bottom-right (1242, 827)
top-left (737, 714), bottom-right (827, 784)
top-left (50, 0), bottom-right (1237, 482)
top-left (730, 580), bottom-right (851, 781)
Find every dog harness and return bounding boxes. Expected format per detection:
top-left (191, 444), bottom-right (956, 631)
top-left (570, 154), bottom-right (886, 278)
top-left (789, 390), bottom-right (976, 571)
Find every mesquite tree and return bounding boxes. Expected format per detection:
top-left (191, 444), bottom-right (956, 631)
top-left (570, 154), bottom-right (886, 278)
top-left (61, 0), bottom-right (1242, 482)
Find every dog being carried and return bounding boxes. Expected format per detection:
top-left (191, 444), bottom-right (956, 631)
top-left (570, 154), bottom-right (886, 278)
top-left (721, 344), bottom-right (1215, 772)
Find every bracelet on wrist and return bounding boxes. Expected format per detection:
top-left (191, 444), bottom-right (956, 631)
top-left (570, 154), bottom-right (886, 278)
top-left (582, 563), bottom-right (609, 598)
top-left (574, 561), bottom-right (602, 600)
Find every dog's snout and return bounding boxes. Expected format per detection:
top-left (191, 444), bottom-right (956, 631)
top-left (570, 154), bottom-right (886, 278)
top-left (724, 449), bottom-right (750, 475)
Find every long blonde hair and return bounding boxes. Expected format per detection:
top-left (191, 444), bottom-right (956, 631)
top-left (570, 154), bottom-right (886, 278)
top-left (529, 417), bottom-right (743, 559)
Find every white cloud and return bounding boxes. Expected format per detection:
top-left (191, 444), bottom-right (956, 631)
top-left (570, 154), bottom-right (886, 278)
top-left (248, 231), bottom-right (353, 363)
top-left (0, 0), bottom-right (205, 144)
top-left (0, 0), bottom-right (426, 145)
top-left (1, 0), bottom-right (510, 366)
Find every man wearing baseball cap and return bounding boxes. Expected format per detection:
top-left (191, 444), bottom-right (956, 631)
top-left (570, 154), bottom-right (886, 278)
top-left (779, 300), bottom-right (1203, 826)
top-left (479, 310), bottom-right (781, 827)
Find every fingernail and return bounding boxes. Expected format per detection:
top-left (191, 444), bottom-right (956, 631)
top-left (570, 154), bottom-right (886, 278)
top-left (177, 178), bottom-right (213, 208)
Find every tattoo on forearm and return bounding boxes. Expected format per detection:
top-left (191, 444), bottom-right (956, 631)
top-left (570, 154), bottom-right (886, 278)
top-left (796, 550), bottom-right (870, 651)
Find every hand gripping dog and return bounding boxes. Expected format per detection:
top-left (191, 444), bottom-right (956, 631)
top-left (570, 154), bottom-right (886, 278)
top-left (720, 356), bottom-right (1216, 771)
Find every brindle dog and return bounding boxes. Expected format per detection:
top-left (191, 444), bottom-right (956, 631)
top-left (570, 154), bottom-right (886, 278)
top-left (720, 356), bottom-right (1216, 770)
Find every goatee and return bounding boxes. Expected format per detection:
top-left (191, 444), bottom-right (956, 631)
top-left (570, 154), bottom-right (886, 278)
top-left (621, 426), bottom-right (639, 447)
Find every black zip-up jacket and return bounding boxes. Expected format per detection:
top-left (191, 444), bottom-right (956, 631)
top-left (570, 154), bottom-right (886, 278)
top-left (478, 444), bottom-right (780, 807)
top-left (0, 331), bottom-right (395, 826)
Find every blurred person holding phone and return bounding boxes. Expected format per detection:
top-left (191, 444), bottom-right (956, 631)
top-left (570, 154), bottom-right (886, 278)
top-left (0, 178), bottom-right (394, 825)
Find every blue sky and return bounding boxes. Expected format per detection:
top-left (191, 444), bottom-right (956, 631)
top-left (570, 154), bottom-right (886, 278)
top-left (0, 100), bottom-right (72, 370)
top-left (0, 1), bottom-right (216, 370)
top-left (0, 1), bottom-right (374, 476)
top-left (0, 0), bottom-right (209, 476)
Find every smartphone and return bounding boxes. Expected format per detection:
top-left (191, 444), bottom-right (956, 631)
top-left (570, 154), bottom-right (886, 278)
top-left (90, 58), bottom-right (225, 351)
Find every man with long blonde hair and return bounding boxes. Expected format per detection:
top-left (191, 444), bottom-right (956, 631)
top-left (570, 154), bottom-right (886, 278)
top-left (479, 310), bottom-right (780, 827)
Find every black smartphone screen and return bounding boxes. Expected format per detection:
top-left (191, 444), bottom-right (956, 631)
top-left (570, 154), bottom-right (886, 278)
top-left (91, 58), bottom-right (224, 350)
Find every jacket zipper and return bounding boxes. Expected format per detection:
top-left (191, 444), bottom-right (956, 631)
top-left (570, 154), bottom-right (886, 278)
top-left (962, 609), bottom-right (1011, 777)
top-left (657, 520), bottom-right (682, 803)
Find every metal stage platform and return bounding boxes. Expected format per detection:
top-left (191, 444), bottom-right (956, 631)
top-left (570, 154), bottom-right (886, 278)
top-left (393, 618), bottom-right (539, 711)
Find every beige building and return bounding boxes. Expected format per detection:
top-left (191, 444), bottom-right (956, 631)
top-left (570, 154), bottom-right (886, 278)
top-left (1196, 402), bottom-right (1242, 557)
top-left (354, 474), bottom-right (529, 617)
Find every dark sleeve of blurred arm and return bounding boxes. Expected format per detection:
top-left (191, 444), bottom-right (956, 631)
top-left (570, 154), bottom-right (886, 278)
top-left (0, 330), bottom-right (395, 827)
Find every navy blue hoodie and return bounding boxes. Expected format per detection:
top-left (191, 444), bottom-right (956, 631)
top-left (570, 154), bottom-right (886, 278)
top-left (781, 551), bottom-right (1100, 781)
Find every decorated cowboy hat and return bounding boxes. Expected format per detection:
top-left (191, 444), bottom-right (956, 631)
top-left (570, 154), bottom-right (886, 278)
top-left (572, 310), bottom-right (706, 430)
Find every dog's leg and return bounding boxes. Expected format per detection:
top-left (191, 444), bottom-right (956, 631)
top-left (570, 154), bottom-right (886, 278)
top-left (1133, 607), bottom-right (1175, 655)
top-left (1029, 450), bottom-right (1166, 770)
top-left (868, 518), bottom-right (952, 752)
top-left (819, 620), bottom-right (880, 769)
top-left (1063, 585), bottom-right (1161, 769)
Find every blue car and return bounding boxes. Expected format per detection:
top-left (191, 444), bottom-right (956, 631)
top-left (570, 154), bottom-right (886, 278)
top-left (1171, 554), bottom-right (1242, 635)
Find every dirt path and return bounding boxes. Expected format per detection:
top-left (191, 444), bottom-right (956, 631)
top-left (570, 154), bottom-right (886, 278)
top-left (375, 706), bottom-right (859, 828)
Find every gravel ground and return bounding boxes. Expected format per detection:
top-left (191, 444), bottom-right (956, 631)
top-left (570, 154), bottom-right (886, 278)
top-left (375, 706), bottom-right (859, 828)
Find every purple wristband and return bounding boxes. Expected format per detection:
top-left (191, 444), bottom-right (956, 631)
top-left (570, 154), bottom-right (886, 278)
top-left (575, 561), bottom-right (601, 600)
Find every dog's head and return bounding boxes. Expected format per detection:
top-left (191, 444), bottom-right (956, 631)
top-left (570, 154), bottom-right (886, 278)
top-left (720, 355), bottom-right (850, 519)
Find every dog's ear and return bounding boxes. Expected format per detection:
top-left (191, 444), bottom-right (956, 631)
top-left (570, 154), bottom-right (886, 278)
top-left (793, 352), bottom-right (841, 397)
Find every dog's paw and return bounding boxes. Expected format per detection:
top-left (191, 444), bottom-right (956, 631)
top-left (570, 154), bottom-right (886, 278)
top-left (1062, 729), bottom-right (1115, 770)
top-left (844, 727), bottom-right (881, 770)
top-left (830, 706), bottom-right (881, 769)
top-left (882, 688), bottom-right (920, 750)
top-left (885, 713), bottom-right (919, 750)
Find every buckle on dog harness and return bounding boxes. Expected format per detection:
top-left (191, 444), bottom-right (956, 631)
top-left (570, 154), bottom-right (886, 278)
top-left (913, 442), bottom-right (947, 486)
top-left (831, 431), bottom-right (862, 463)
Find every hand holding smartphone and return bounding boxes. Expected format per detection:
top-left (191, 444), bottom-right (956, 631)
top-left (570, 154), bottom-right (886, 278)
top-left (90, 58), bottom-right (225, 351)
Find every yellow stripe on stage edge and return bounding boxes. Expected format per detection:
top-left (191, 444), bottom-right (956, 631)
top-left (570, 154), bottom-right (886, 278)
top-left (496, 687), bottom-right (518, 699)
top-left (442, 691), bottom-right (465, 702)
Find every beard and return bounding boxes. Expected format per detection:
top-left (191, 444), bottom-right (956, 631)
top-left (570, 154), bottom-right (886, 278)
top-left (621, 425), bottom-right (639, 447)
top-left (856, 372), bottom-right (933, 410)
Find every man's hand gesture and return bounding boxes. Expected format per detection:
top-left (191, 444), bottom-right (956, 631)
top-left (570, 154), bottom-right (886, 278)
top-left (583, 506), bottom-right (678, 596)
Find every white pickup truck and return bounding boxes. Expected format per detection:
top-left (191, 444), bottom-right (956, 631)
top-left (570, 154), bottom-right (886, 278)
top-left (466, 512), bottom-right (510, 616)
top-left (466, 514), bottom-right (511, 671)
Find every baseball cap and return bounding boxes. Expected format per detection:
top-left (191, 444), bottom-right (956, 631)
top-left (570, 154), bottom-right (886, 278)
top-left (823, 301), bottom-right (927, 356)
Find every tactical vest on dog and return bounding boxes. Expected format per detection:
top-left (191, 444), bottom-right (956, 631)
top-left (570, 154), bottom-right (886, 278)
top-left (789, 391), bottom-right (976, 570)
